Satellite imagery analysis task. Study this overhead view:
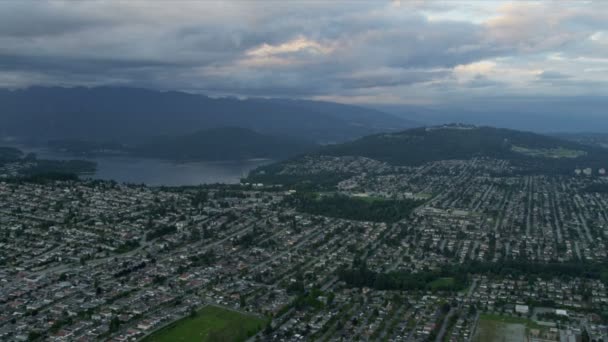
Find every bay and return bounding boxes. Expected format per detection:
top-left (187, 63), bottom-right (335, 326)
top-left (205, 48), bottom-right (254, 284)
top-left (4, 143), bottom-right (271, 186)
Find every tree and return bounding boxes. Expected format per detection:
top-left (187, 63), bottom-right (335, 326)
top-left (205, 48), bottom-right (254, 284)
top-left (264, 321), bottom-right (273, 335)
top-left (109, 317), bottom-right (120, 333)
top-left (581, 328), bottom-right (590, 342)
top-left (27, 330), bottom-right (42, 341)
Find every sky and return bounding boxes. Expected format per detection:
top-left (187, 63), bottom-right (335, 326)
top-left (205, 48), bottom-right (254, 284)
top-left (0, 0), bottom-right (607, 107)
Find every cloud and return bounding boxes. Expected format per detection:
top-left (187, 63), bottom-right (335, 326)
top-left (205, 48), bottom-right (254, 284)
top-left (465, 75), bottom-right (504, 88)
top-left (236, 36), bottom-right (336, 68)
top-left (338, 67), bottom-right (448, 89)
top-left (536, 71), bottom-right (571, 80)
top-left (454, 61), bottom-right (496, 76)
top-left (246, 37), bottom-right (334, 58)
top-left (0, 1), bottom-right (605, 104)
top-left (0, 2), bottom-right (116, 38)
top-left (482, 2), bottom-right (604, 53)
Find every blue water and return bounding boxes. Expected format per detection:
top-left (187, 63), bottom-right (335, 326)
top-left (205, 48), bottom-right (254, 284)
top-left (5, 144), bottom-right (271, 186)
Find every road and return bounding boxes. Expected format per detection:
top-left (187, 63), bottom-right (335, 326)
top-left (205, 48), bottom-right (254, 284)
top-left (436, 278), bottom-right (478, 342)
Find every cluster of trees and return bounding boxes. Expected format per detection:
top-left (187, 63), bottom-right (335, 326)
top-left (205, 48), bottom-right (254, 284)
top-left (177, 251), bottom-right (217, 273)
top-left (188, 251), bottom-right (216, 268)
top-left (339, 259), bottom-right (608, 292)
top-left (449, 260), bottom-right (608, 283)
top-left (0, 146), bottom-right (95, 182)
top-left (109, 317), bottom-right (121, 333)
top-left (9, 172), bottom-right (79, 184)
top-left (146, 225), bottom-right (177, 241)
top-left (537, 312), bottom-right (570, 323)
top-left (0, 146), bottom-right (23, 165)
top-left (20, 159), bottom-right (96, 176)
top-left (293, 288), bottom-right (326, 310)
top-left (113, 261), bottom-right (146, 278)
top-left (115, 240), bottom-right (140, 254)
top-left (190, 190), bottom-right (208, 207)
top-left (338, 262), bottom-right (467, 292)
top-left (213, 188), bottom-right (248, 199)
top-left (233, 231), bottom-right (256, 248)
top-left (247, 169), bottom-right (353, 191)
top-left (290, 193), bottom-right (421, 223)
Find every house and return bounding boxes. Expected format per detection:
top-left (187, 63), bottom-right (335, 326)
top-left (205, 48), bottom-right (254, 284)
top-left (515, 304), bottom-right (529, 315)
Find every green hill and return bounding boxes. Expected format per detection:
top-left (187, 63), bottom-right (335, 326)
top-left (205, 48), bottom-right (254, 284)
top-left (314, 125), bottom-right (607, 173)
top-left (248, 125), bottom-right (608, 185)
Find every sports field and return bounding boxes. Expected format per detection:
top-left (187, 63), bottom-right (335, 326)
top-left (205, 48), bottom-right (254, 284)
top-left (141, 305), bottom-right (267, 342)
top-left (472, 314), bottom-right (543, 342)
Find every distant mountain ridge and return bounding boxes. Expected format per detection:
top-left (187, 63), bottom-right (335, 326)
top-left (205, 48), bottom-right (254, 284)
top-left (375, 97), bottom-right (608, 133)
top-left (0, 86), bottom-right (415, 144)
top-left (551, 132), bottom-right (608, 149)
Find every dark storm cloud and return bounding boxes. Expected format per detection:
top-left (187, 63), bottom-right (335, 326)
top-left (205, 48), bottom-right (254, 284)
top-left (0, 1), bottom-right (605, 103)
top-left (0, 2), bottom-right (117, 38)
top-left (0, 54), bottom-right (177, 74)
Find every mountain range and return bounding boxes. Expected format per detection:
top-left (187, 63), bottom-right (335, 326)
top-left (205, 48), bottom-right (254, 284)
top-left (4, 86), bottom-right (608, 165)
top-left (0, 86), bottom-right (416, 145)
top-left (48, 126), bottom-right (316, 161)
top-left (132, 127), bottom-right (314, 161)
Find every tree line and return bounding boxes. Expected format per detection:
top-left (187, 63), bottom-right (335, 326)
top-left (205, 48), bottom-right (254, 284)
top-left (289, 193), bottom-right (421, 223)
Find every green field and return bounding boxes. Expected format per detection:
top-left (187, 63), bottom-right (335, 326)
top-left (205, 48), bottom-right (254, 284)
top-left (428, 277), bottom-right (455, 291)
top-left (141, 305), bottom-right (267, 342)
top-left (479, 313), bottom-right (541, 328)
top-left (353, 194), bottom-right (386, 203)
top-left (415, 192), bottom-right (433, 200)
top-left (473, 314), bottom-right (542, 342)
top-left (511, 145), bottom-right (587, 159)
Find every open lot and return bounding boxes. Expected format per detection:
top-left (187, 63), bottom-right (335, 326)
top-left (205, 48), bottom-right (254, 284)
top-left (473, 314), bottom-right (541, 342)
top-left (141, 305), bottom-right (266, 342)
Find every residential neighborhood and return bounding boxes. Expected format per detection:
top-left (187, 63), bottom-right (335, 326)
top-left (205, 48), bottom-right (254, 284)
top-left (1, 156), bottom-right (608, 341)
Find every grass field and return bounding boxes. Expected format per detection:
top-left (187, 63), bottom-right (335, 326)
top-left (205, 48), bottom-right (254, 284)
top-left (141, 305), bottom-right (267, 342)
top-left (473, 314), bottom-right (542, 342)
top-left (511, 145), bottom-right (587, 159)
top-left (480, 313), bottom-right (543, 328)
top-left (415, 192), bottom-right (433, 200)
top-left (358, 196), bottom-right (387, 203)
top-left (428, 277), bottom-right (455, 290)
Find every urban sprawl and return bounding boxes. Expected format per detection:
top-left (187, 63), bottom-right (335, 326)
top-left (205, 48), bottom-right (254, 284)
top-left (1, 156), bottom-right (608, 341)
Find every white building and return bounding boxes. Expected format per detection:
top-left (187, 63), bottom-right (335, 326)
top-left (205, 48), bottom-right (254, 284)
top-left (515, 304), bottom-right (529, 315)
